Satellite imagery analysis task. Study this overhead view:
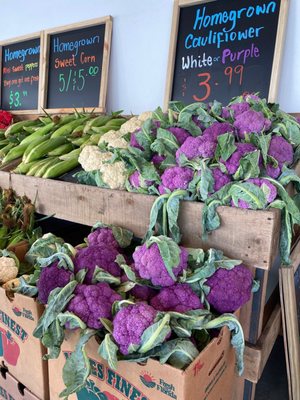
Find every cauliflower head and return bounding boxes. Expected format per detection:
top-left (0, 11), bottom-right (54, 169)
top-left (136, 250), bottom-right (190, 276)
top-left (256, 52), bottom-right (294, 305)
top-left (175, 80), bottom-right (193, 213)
top-left (79, 146), bottom-right (127, 190)
top-left (158, 166), bottom-right (194, 194)
top-left (98, 129), bottom-right (128, 149)
top-left (222, 143), bottom-right (257, 175)
top-left (67, 283), bottom-right (121, 329)
top-left (112, 303), bottom-right (157, 355)
top-left (206, 264), bottom-right (253, 313)
top-left (37, 262), bottom-right (73, 304)
top-left (234, 110), bottom-right (271, 138)
top-left (0, 256), bottom-right (18, 284)
top-left (150, 283), bottom-right (203, 312)
top-left (74, 244), bottom-right (122, 283)
top-left (132, 242), bottom-right (188, 287)
top-left (119, 117), bottom-right (143, 135)
top-left (138, 111), bottom-right (153, 122)
top-left (87, 227), bottom-right (119, 249)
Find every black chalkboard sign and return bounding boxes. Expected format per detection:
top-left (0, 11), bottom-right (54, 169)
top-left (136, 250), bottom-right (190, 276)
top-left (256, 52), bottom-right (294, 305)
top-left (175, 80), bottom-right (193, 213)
top-left (165, 0), bottom-right (289, 107)
top-left (0, 37), bottom-right (41, 111)
top-left (45, 18), bottom-right (111, 111)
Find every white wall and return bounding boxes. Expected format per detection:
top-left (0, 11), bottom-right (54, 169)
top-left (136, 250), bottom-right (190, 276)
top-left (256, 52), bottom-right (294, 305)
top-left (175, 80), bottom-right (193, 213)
top-left (0, 0), bottom-right (299, 113)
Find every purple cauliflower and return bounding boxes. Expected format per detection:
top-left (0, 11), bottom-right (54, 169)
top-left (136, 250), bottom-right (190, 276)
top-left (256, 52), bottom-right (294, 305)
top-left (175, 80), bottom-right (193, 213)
top-left (168, 127), bottom-right (191, 145)
top-left (133, 242), bottom-right (188, 287)
top-left (222, 103), bottom-right (250, 119)
top-left (211, 167), bottom-right (231, 192)
top-left (206, 264), bottom-right (253, 313)
top-left (266, 136), bottom-right (293, 178)
top-left (243, 93), bottom-right (261, 101)
top-left (222, 143), bottom-right (257, 174)
top-left (201, 122), bottom-right (234, 142)
top-left (150, 283), bottom-right (203, 312)
top-left (158, 166), bottom-right (194, 194)
top-left (231, 178), bottom-right (277, 209)
top-left (152, 154), bottom-right (166, 165)
top-left (130, 285), bottom-right (158, 301)
top-left (74, 245), bottom-right (121, 283)
top-left (176, 123), bottom-right (233, 162)
top-left (130, 130), bottom-right (144, 150)
top-left (66, 283), bottom-right (121, 329)
top-left (37, 262), bottom-right (72, 304)
top-left (87, 227), bottom-right (119, 249)
top-left (113, 303), bottom-right (158, 355)
top-left (234, 110), bottom-right (271, 138)
top-left (128, 171), bottom-right (153, 189)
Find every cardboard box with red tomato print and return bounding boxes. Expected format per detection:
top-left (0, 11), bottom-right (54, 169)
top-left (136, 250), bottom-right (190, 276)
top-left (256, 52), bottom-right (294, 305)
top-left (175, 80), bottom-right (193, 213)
top-left (0, 288), bottom-right (49, 400)
top-left (49, 325), bottom-right (236, 400)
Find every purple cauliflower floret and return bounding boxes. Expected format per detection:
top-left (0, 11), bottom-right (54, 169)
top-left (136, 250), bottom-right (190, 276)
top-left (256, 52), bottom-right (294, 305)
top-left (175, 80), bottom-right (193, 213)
top-left (87, 227), bottom-right (119, 249)
top-left (150, 283), bottom-right (203, 312)
top-left (265, 164), bottom-right (282, 179)
top-left (267, 135), bottom-right (293, 170)
top-left (66, 283), bottom-right (121, 329)
top-left (223, 143), bottom-right (257, 175)
top-left (113, 303), bottom-right (158, 355)
top-left (74, 245), bottom-right (121, 283)
top-left (129, 171), bottom-right (153, 189)
top-left (234, 110), bottom-right (271, 138)
top-left (175, 136), bottom-right (216, 162)
top-left (158, 166), bottom-right (194, 194)
top-left (222, 104), bottom-right (250, 119)
top-left (243, 93), bottom-right (261, 101)
top-left (130, 129), bottom-right (144, 150)
top-left (168, 127), bottom-right (191, 145)
top-left (231, 178), bottom-right (277, 209)
top-left (133, 242), bottom-right (188, 287)
top-left (176, 123), bottom-right (233, 162)
top-left (131, 285), bottom-right (158, 301)
top-left (211, 167), bottom-right (231, 192)
top-left (201, 122), bottom-right (234, 142)
top-left (152, 154), bottom-right (166, 165)
top-left (206, 264), bottom-right (253, 313)
top-left (37, 262), bottom-right (72, 304)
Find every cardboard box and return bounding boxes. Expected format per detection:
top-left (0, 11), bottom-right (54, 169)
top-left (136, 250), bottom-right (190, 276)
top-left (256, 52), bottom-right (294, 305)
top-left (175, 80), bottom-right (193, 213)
top-left (0, 289), bottom-right (49, 400)
top-left (0, 367), bottom-right (40, 400)
top-left (49, 326), bottom-right (236, 400)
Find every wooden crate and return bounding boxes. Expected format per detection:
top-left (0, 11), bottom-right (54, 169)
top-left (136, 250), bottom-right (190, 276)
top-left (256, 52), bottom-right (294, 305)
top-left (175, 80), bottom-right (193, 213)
top-left (0, 172), bottom-right (281, 270)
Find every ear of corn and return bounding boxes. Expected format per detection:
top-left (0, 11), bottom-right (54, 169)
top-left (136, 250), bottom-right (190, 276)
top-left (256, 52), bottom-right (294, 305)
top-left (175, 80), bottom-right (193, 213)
top-left (48, 143), bottom-right (74, 156)
top-left (24, 137), bottom-right (68, 163)
top-left (5, 120), bottom-right (40, 137)
top-left (13, 161), bottom-right (37, 174)
top-left (83, 115), bottom-right (112, 134)
top-left (59, 148), bottom-right (81, 161)
top-left (34, 157), bottom-right (59, 177)
top-left (51, 117), bottom-right (90, 138)
top-left (20, 122), bottom-right (56, 147)
top-left (26, 159), bottom-right (50, 176)
top-left (2, 143), bottom-right (29, 164)
top-left (22, 134), bottom-right (51, 161)
top-left (42, 156), bottom-right (79, 179)
top-left (0, 143), bottom-right (15, 160)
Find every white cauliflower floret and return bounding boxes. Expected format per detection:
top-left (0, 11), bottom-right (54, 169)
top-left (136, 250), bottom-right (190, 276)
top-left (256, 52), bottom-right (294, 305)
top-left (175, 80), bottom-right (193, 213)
top-left (138, 111), bottom-right (153, 122)
top-left (0, 256), bottom-right (18, 284)
top-left (119, 117), bottom-right (142, 135)
top-left (98, 129), bottom-right (128, 149)
top-left (79, 146), bottom-right (127, 190)
top-left (78, 146), bottom-right (107, 171)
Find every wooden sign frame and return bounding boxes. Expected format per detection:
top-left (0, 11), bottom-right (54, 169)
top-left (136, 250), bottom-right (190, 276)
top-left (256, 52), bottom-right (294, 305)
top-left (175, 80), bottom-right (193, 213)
top-left (279, 239), bottom-right (300, 400)
top-left (164, 0), bottom-right (290, 110)
top-left (0, 31), bottom-right (44, 114)
top-left (41, 16), bottom-right (112, 114)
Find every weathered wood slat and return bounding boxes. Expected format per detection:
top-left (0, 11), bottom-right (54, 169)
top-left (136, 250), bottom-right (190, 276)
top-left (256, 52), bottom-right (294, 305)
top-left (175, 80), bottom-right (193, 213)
top-left (4, 173), bottom-right (281, 270)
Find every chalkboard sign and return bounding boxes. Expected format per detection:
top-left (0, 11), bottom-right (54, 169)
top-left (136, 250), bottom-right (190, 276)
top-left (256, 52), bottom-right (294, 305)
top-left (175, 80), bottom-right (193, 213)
top-left (44, 17), bottom-right (112, 112)
top-left (0, 35), bottom-right (41, 112)
top-left (165, 0), bottom-right (289, 108)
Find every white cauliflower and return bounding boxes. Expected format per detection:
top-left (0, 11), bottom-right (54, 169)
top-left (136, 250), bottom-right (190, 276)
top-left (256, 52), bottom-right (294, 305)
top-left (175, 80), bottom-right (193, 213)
top-left (0, 256), bottom-right (19, 284)
top-left (79, 145), bottom-right (127, 190)
top-left (138, 111), bottom-right (153, 122)
top-left (119, 117), bottom-right (142, 135)
top-left (98, 129), bottom-right (128, 149)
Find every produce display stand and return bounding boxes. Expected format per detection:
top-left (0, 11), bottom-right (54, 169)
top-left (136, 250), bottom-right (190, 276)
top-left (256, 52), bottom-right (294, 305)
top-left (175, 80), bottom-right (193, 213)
top-left (0, 167), bottom-right (298, 400)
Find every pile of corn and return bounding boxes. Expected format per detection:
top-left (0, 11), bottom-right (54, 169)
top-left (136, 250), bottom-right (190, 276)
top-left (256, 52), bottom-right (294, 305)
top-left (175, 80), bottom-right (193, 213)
top-left (0, 112), bottom-right (126, 178)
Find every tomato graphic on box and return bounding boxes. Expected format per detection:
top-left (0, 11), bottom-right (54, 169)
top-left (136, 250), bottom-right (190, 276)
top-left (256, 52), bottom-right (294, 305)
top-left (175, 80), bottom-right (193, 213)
top-left (12, 307), bottom-right (22, 317)
top-left (76, 379), bottom-right (108, 400)
top-left (2, 331), bottom-right (20, 366)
